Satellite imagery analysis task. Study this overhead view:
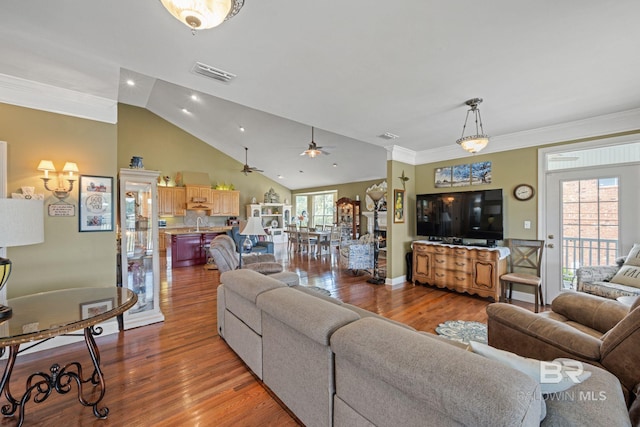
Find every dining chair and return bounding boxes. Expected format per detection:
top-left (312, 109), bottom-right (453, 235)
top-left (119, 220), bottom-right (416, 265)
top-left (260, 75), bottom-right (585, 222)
top-left (298, 226), bottom-right (318, 254)
top-left (286, 224), bottom-right (299, 252)
top-left (320, 224), bottom-right (341, 254)
top-left (499, 239), bottom-right (545, 312)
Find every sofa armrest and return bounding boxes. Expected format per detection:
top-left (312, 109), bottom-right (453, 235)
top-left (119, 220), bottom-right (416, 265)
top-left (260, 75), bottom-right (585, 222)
top-left (243, 253), bottom-right (277, 264)
top-left (254, 241), bottom-right (274, 254)
top-left (487, 303), bottom-right (602, 361)
top-left (550, 292), bottom-right (628, 333)
top-left (576, 265), bottom-right (620, 285)
top-left (331, 317), bottom-right (542, 426)
top-left (243, 262), bottom-right (283, 275)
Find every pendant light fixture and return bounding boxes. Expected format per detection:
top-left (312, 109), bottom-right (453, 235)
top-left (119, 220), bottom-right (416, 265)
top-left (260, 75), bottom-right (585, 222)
top-left (456, 98), bottom-right (490, 154)
top-left (160, 0), bottom-right (244, 33)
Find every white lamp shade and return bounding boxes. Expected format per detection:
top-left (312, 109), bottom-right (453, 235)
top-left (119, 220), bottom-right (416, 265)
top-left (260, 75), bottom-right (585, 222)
top-left (37, 160), bottom-right (56, 172)
top-left (62, 162), bottom-right (79, 173)
top-left (240, 217), bottom-right (267, 236)
top-left (0, 199), bottom-right (45, 247)
top-left (161, 0), bottom-right (234, 30)
top-left (367, 190), bottom-right (386, 202)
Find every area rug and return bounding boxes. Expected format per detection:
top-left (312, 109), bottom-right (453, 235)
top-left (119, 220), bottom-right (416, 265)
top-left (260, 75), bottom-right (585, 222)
top-left (435, 320), bottom-right (487, 344)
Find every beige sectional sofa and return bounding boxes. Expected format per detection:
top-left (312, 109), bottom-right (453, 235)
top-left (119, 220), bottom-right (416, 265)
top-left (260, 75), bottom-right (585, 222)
top-left (216, 269), bottom-right (632, 427)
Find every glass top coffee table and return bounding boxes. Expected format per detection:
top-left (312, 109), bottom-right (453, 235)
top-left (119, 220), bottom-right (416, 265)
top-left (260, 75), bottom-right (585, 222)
top-left (0, 287), bottom-right (137, 426)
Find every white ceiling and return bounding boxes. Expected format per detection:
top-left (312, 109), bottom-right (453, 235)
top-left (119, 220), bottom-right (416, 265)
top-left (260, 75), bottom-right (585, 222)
top-left (1, 1), bottom-right (640, 189)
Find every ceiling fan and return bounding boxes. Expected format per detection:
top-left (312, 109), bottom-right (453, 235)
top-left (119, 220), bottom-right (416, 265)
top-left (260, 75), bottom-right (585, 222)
top-left (241, 147), bottom-right (263, 175)
top-left (300, 127), bottom-right (330, 158)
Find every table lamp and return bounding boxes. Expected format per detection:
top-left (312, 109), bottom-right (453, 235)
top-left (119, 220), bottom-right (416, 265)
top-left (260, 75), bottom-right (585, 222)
top-left (366, 189), bottom-right (386, 285)
top-left (0, 199), bottom-right (45, 318)
top-left (239, 217), bottom-right (267, 267)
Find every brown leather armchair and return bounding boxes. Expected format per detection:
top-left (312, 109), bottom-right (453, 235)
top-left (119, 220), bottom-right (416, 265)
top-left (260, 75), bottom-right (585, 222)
top-left (487, 292), bottom-right (640, 404)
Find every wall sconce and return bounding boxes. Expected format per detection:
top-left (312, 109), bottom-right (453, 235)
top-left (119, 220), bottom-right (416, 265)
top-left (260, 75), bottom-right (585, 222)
top-left (38, 160), bottom-right (79, 202)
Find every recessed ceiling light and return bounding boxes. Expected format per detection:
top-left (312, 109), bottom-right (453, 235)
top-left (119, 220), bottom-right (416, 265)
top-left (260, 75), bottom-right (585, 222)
top-left (182, 108), bottom-right (190, 114)
top-left (191, 94), bottom-right (198, 101)
top-left (239, 126), bottom-right (245, 132)
top-left (299, 170), bottom-right (304, 173)
top-left (126, 79), bottom-right (135, 86)
top-left (332, 163), bottom-right (338, 167)
top-left (277, 175), bottom-right (284, 179)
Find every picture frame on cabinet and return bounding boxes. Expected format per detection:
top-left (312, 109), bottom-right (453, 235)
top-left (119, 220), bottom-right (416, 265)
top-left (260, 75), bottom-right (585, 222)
top-left (79, 175), bottom-right (114, 232)
top-left (394, 189), bottom-right (405, 223)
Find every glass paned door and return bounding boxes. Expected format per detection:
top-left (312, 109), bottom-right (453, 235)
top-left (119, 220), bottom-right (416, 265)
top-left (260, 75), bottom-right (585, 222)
top-left (561, 178), bottom-right (619, 288)
top-left (118, 168), bottom-right (163, 329)
top-left (123, 181), bottom-right (155, 314)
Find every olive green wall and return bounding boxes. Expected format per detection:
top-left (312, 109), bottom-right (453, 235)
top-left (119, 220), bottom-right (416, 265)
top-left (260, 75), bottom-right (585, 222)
top-left (294, 178), bottom-right (385, 204)
top-left (415, 147), bottom-right (539, 241)
top-left (0, 102), bottom-right (117, 297)
top-left (117, 104), bottom-right (292, 223)
top-left (387, 161), bottom-right (415, 281)
top-left (1, 103), bottom-right (293, 298)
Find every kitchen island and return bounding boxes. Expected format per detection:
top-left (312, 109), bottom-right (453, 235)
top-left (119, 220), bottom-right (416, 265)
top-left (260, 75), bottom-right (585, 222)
top-left (165, 227), bottom-right (231, 268)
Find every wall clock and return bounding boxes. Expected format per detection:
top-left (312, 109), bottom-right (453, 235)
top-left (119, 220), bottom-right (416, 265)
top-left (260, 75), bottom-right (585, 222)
top-left (513, 184), bottom-right (535, 201)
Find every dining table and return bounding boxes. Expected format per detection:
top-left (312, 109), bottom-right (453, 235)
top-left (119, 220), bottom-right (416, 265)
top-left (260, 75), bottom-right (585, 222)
top-left (285, 229), bottom-right (332, 255)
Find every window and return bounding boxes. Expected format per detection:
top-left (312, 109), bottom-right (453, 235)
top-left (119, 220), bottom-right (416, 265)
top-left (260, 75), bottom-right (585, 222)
top-left (293, 191), bottom-right (336, 228)
top-left (312, 193), bottom-right (335, 228)
top-left (295, 195), bottom-right (308, 226)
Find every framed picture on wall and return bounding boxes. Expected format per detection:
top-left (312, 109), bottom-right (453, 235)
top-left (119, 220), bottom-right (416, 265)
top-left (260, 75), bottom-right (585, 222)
top-left (79, 175), bottom-right (114, 232)
top-left (435, 167), bottom-right (452, 188)
top-left (393, 189), bottom-right (405, 223)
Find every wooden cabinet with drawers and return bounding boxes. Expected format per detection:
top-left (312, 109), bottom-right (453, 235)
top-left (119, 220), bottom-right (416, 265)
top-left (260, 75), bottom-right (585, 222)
top-left (412, 242), bottom-right (507, 301)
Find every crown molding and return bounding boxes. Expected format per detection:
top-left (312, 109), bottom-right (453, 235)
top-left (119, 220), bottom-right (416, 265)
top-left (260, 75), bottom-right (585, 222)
top-left (385, 144), bottom-right (416, 164)
top-left (0, 73), bottom-right (117, 123)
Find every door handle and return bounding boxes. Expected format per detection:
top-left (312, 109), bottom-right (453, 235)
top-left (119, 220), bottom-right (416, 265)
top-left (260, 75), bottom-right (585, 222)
top-left (547, 243), bottom-right (554, 248)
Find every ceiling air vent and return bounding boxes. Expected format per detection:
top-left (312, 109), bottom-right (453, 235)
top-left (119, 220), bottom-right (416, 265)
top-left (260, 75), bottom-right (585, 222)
top-left (191, 62), bottom-right (236, 83)
top-left (378, 132), bottom-right (399, 140)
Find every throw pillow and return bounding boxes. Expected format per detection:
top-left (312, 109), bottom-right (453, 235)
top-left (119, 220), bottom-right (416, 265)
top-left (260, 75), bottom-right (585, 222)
top-left (469, 342), bottom-right (591, 394)
top-left (623, 243), bottom-right (640, 267)
top-left (611, 265), bottom-right (640, 288)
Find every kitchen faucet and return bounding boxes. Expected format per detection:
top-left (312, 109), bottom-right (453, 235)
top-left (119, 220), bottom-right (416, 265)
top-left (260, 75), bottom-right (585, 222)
top-left (196, 216), bottom-right (204, 232)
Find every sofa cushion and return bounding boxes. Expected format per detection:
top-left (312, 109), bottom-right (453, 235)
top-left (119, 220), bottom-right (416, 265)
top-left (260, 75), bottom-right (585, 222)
top-left (623, 243), bottom-right (640, 267)
top-left (220, 269), bottom-right (286, 303)
top-left (611, 265), bottom-right (640, 288)
top-left (257, 287), bottom-right (359, 345)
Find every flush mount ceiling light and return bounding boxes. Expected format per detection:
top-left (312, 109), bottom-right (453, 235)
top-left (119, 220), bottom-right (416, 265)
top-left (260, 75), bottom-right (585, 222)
top-left (160, 0), bottom-right (244, 33)
top-left (456, 98), bottom-right (490, 154)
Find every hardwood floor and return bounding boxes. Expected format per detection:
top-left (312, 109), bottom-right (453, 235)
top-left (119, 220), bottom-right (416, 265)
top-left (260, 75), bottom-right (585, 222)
top-left (0, 244), bottom-right (537, 426)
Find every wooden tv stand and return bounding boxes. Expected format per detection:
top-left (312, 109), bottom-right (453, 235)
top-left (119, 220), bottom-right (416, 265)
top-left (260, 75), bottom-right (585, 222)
top-left (411, 241), bottom-right (508, 301)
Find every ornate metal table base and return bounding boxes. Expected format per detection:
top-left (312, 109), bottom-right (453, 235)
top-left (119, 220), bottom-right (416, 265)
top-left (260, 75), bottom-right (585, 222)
top-left (0, 326), bottom-right (107, 426)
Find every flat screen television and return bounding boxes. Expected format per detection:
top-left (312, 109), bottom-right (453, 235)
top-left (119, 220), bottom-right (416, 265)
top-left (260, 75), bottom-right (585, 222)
top-left (416, 189), bottom-right (504, 244)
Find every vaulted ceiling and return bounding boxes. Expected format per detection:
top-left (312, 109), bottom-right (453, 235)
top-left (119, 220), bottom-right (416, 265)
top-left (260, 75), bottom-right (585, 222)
top-left (1, 1), bottom-right (639, 189)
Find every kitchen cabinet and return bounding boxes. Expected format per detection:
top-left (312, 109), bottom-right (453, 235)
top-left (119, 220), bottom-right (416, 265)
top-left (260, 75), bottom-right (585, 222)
top-left (168, 231), bottom-right (227, 268)
top-left (118, 168), bottom-right (164, 329)
top-left (211, 190), bottom-right (240, 216)
top-left (411, 241), bottom-right (507, 301)
top-left (186, 185), bottom-right (212, 210)
top-left (158, 187), bottom-right (186, 217)
top-left (159, 229), bottom-right (166, 252)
